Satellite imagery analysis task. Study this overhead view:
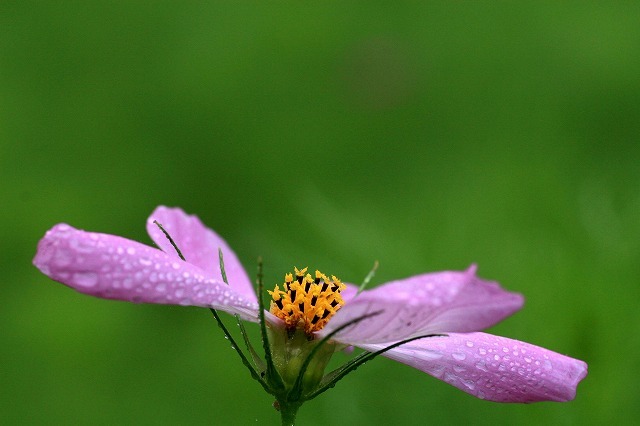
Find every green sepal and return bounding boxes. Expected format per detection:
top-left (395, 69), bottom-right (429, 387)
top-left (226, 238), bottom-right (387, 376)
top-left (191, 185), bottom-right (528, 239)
top-left (209, 308), bottom-right (271, 393)
top-left (210, 250), bottom-right (270, 391)
top-left (357, 260), bottom-right (378, 295)
top-left (235, 314), bottom-right (266, 372)
top-left (256, 257), bottom-right (285, 391)
top-left (288, 310), bottom-right (384, 401)
top-left (306, 333), bottom-right (446, 401)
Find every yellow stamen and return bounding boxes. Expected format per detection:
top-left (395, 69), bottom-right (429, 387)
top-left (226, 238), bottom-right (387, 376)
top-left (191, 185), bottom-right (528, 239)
top-left (269, 267), bottom-right (346, 335)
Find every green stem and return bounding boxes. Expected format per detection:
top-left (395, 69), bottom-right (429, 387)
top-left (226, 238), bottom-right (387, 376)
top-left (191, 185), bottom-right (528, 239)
top-left (278, 400), bottom-right (300, 426)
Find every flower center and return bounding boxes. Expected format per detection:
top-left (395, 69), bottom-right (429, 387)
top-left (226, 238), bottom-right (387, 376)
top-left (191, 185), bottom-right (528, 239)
top-left (268, 267), bottom-right (346, 335)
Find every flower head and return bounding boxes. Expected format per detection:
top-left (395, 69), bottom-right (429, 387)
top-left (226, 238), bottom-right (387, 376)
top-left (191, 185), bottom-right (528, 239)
top-left (268, 267), bottom-right (346, 334)
top-left (33, 206), bottom-right (587, 406)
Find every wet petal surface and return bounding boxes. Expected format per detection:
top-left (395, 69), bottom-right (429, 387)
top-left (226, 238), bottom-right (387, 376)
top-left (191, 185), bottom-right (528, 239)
top-left (146, 206), bottom-right (256, 303)
top-left (360, 332), bottom-right (587, 402)
top-left (323, 266), bottom-right (523, 344)
top-left (33, 224), bottom-right (259, 321)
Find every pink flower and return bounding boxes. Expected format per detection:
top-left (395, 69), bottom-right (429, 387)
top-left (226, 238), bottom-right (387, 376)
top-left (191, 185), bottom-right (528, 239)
top-left (33, 206), bottom-right (587, 403)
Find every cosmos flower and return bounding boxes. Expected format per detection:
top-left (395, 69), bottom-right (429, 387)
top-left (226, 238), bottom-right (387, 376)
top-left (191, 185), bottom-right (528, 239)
top-left (33, 206), bottom-right (587, 405)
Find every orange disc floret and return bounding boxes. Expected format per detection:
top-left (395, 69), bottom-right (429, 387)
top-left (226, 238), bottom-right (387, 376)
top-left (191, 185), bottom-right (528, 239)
top-left (268, 267), bottom-right (346, 335)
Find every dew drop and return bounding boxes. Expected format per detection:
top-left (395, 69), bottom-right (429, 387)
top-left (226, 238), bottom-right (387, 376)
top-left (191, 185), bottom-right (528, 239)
top-left (156, 283), bottom-right (167, 293)
top-left (127, 247), bottom-right (136, 255)
top-left (452, 352), bottom-right (467, 361)
top-left (461, 378), bottom-right (476, 390)
top-left (465, 341), bottom-right (474, 348)
top-left (443, 371), bottom-right (457, 384)
top-left (475, 361), bottom-right (489, 372)
top-left (54, 250), bottom-right (73, 267)
top-left (419, 350), bottom-right (443, 360)
top-left (72, 272), bottom-right (98, 288)
top-left (69, 238), bottom-right (95, 254)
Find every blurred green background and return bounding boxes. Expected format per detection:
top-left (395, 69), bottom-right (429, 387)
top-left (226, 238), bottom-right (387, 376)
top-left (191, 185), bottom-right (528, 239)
top-left (2, 2), bottom-right (639, 425)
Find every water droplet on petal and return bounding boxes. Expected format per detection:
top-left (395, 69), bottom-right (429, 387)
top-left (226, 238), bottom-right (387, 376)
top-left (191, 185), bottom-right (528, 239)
top-left (69, 238), bottom-right (95, 254)
top-left (54, 250), bottom-right (73, 267)
top-left (72, 272), bottom-right (98, 288)
top-left (475, 361), bottom-right (489, 372)
top-left (461, 378), bottom-right (476, 390)
top-left (443, 371), bottom-right (457, 384)
top-left (452, 352), bottom-right (466, 361)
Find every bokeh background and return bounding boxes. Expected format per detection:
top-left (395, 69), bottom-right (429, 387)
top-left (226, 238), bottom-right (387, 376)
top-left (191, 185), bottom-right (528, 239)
top-left (2, 2), bottom-right (639, 425)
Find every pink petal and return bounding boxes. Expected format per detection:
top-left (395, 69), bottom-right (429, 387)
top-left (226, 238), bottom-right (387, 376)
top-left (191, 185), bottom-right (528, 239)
top-left (146, 206), bottom-right (256, 303)
top-left (340, 282), bottom-right (359, 303)
top-left (359, 332), bottom-right (587, 403)
top-left (33, 224), bottom-right (259, 321)
top-left (323, 266), bottom-right (524, 344)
